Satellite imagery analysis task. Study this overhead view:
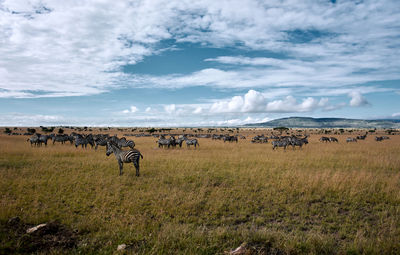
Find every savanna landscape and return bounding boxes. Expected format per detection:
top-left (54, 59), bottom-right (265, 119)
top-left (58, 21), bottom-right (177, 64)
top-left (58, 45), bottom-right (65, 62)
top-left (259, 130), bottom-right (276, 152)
top-left (1, 127), bottom-right (399, 254)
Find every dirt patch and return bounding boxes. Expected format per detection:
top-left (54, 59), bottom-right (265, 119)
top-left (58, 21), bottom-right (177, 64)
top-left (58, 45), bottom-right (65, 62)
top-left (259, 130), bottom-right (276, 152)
top-left (0, 217), bottom-right (78, 254)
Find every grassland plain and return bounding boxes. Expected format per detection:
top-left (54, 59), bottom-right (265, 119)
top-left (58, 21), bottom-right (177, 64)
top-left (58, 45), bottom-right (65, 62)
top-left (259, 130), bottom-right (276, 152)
top-left (0, 131), bottom-right (399, 254)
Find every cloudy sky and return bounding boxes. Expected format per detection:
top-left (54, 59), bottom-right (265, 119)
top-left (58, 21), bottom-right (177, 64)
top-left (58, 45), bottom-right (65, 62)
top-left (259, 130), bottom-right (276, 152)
top-left (0, 0), bottom-right (399, 126)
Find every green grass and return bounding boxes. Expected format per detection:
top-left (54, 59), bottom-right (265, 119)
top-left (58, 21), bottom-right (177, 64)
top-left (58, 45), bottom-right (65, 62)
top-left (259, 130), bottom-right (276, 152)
top-left (0, 132), bottom-right (399, 254)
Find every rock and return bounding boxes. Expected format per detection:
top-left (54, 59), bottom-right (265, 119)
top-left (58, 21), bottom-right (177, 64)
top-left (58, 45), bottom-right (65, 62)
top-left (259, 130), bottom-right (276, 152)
top-left (26, 223), bottom-right (47, 234)
top-left (117, 244), bottom-right (127, 251)
top-left (226, 242), bottom-right (248, 255)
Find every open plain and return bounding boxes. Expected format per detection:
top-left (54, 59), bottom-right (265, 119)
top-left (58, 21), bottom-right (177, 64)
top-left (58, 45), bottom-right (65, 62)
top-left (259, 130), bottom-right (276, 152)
top-left (1, 129), bottom-right (399, 254)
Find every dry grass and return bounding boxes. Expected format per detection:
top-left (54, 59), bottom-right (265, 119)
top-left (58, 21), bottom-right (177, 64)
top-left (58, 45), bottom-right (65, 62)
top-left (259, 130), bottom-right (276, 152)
top-left (1, 131), bottom-right (399, 254)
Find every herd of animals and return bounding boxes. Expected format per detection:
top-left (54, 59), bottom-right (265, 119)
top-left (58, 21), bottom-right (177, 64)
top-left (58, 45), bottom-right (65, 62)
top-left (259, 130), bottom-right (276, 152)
top-left (24, 131), bottom-right (391, 176)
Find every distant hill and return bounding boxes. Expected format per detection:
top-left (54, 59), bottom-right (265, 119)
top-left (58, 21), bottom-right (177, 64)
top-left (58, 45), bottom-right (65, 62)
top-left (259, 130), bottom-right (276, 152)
top-left (245, 117), bottom-right (400, 129)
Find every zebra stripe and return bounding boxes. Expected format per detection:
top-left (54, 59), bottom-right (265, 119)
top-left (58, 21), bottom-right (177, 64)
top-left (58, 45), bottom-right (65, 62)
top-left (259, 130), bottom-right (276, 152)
top-left (106, 142), bottom-right (143, 176)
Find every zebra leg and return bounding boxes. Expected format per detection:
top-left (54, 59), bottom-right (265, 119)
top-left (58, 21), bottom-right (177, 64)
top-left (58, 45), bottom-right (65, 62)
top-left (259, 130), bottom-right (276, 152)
top-left (134, 159), bottom-right (140, 177)
top-left (118, 161), bottom-right (123, 176)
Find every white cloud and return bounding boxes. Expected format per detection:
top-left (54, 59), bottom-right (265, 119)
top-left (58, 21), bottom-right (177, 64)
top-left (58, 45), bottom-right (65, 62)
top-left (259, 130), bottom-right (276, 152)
top-left (392, 112), bottom-right (400, 117)
top-left (209, 90), bottom-right (334, 114)
top-left (349, 91), bottom-right (370, 107)
top-left (122, 105), bottom-right (139, 114)
top-left (0, 113), bottom-right (65, 126)
top-left (164, 104), bottom-right (176, 114)
top-left (145, 107), bottom-right (152, 112)
top-left (0, 0), bottom-right (399, 97)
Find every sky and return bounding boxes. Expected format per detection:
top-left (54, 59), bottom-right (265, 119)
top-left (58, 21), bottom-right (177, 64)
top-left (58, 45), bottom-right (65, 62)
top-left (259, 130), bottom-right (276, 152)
top-left (0, 0), bottom-right (399, 127)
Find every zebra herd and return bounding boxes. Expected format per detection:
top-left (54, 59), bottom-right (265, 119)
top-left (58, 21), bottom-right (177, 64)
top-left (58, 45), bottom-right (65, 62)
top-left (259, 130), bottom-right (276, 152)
top-left (270, 135), bottom-right (309, 150)
top-left (156, 135), bottom-right (199, 148)
top-left (26, 131), bottom-right (394, 175)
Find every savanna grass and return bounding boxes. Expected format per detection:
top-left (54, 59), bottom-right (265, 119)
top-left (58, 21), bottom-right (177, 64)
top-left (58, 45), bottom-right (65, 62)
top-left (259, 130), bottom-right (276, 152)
top-left (0, 131), bottom-right (399, 254)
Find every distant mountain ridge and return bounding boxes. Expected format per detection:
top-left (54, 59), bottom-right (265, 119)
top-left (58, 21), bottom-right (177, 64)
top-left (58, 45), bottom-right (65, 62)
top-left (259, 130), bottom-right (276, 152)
top-left (245, 117), bottom-right (400, 128)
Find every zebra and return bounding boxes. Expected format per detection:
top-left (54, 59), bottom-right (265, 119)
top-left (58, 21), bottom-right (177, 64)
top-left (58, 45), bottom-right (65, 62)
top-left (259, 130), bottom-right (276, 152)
top-left (52, 134), bottom-right (69, 145)
top-left (106, 142), bottom-right (143, 176)
top-left (289, 135), bottom-right (309, 149)
top-left (74, 134), bottom-right (94, 148)
top-left (116, 137), bottom-right (135, 149)
top-left (93, 135), bottom-right (109, 150)
top-left (319, 136), bottom-right (330, 142)
top-left (346, 137), bottom-right (357, 143)
top-left (251, 135), bottom-right (268, 143)
top-left (272, 139), bottom-right (289, 150)
top-left (223, 135), bottom-right (238, 143)
top-left (175, 136), bottom-right (185, 148)
top-left (27, 134), bottom-right (40, 146)
top-left (375, 136), bottom-right (389, 142)
top-left (157, 137), bottom-right (173, 148)
top-left (184, 137), bottom-right (199, 148)
top-left (37, 135), bottom-right (51, 146)
top-left (329, 137), bottom-right (339, 143)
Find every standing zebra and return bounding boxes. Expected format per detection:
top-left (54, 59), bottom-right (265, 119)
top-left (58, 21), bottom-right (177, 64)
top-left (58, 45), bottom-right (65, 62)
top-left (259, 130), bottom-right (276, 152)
top-left (184, 137), bottom-right (199, 148)
top-left (74, 134), bottom-right (94, 148)
top-left (106, 142), bottom-right (143, 176)
top-left (272, 139), bottom-right (289, 150)
top-left (93, 135), bottom-right (109, 150)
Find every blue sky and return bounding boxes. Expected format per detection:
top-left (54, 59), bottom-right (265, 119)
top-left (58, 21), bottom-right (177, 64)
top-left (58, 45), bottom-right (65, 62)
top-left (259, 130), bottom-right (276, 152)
top-left (0, 0), bottom-right (399, 126)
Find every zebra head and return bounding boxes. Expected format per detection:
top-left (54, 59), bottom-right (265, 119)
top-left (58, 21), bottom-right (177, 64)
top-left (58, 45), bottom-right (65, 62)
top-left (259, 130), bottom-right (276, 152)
top-left (106, 142), bottom-right (115, 156)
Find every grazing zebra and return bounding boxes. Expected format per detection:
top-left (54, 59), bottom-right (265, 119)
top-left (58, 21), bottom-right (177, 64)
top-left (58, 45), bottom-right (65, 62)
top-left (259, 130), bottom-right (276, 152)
top-left (375, 136), bottom-right (389, 141)
top-left (184, 137), bottom-right (199, 148)
top-left (223, 135), bottom-right (238, 143)
top-left (346, 137), bottom-right (357, 143)
top-left (212, 134), bottom-right (224, 140)
top-left (106, 142), bottom-right (143, 176)
top-left (329, 137), bottom-right (339, 143)
top-left (272, 140), bottom-right (289, 150)
top-left (251, 135), bottom-right (268, 143)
